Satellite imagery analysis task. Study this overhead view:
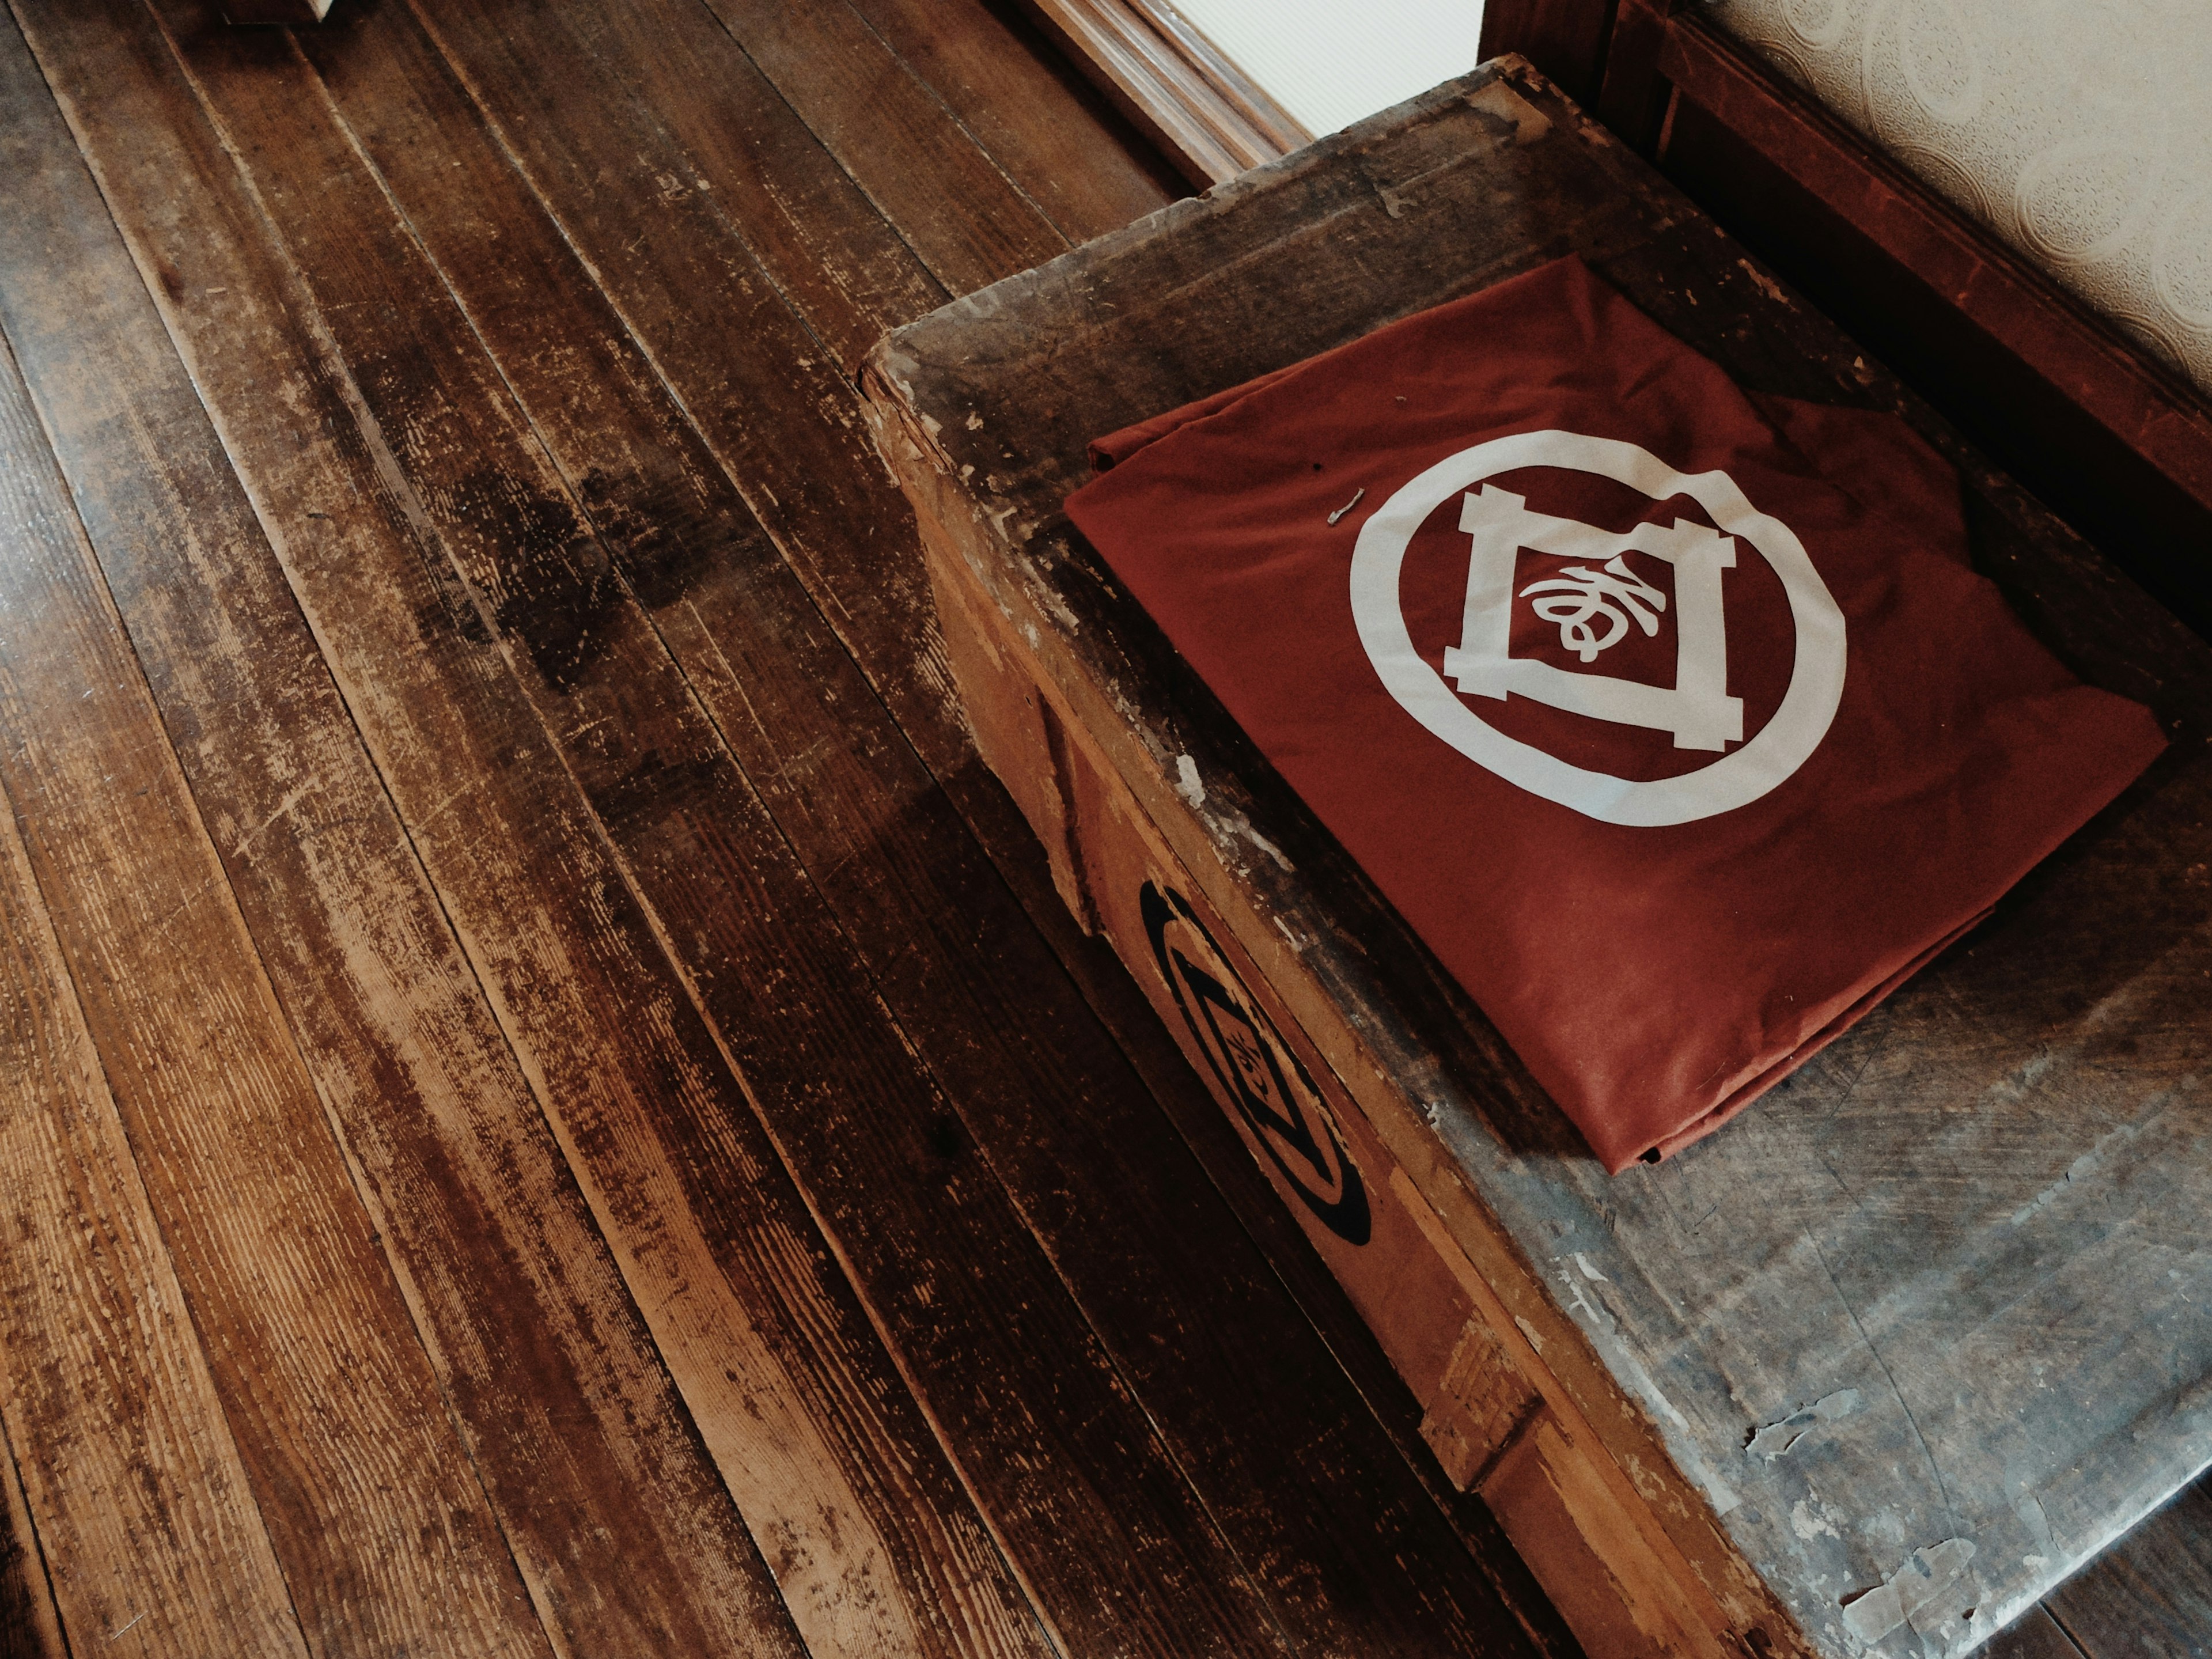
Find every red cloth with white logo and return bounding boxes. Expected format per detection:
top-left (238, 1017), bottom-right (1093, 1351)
top-left (1065, 256), bottom-right (2165, 1172)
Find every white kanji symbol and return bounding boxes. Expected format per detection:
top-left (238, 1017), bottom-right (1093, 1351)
top-left (1519, 555), bottom-right (1668, 661)
top-left (1441, 484), bottom-right (1744, 752)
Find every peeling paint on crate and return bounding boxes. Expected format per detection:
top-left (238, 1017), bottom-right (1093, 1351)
top-left (1175, 754), bottom-right (1205, 809)
top-left (1747, 1390), bottom-right (1862, 1460)
top-left (1791, 1498), bottom-right (1840, 1542)
top-left (1839, 1538), bottom-right (1977, 1650)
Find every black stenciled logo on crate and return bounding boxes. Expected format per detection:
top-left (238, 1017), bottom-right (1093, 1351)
top-left (1142, 882), bottom-right (1370, 1246)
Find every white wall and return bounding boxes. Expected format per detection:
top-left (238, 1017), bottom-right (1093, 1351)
top-left (1712, 0), bottom-right (2212, 398)
top-left (1169, 0), bottom-right (1489, 139)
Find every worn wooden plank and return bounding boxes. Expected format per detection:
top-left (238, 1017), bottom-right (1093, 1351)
top-left (840, 0), bottom-right (1181, 244)
top-left (406, 0), bottom-right (941, 372)
top-left (12, 4), bottom-right (1073, 1657)
top-left (0, 345), bottom-right (332, 1659)
top-left (392, 0), bottom-right (1096, 809)
top-left (1984, 1606), bottom-right (2088, 1659)
top-left (36, 2), bottom-right (1294, 1655)
top-left (281, 3), bottom-right (1577, 1653)
top-left (2046, 1476), bottom-right (2212, 1659)
top-left (687, 0), bottom-right (1070, 293)
top-left (0, 335), bottom-right (315, 1659)
top-left (0, 1426), bottom-right (63, 1659)
top-left (1423, 1319), bottom-right (1544, 1492)
top-left (382, 2), bottom-right (1237, 1287)
top-left (391, 0), bottom-right (977, 772)
top-left (868, 59), bottom-right (2212, 1658)
top-left (147, 8), bottom-right (1333, 1654)
top-left (0, 36), bottom-right (555, 1659)
top-left (0, 15), bottom-right (906, 1659)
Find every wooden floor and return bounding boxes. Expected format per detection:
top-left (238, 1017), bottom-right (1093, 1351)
top-left (0, 2), bottom-right (2200, 1656)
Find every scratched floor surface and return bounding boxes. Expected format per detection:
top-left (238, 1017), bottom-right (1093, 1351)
top-left (0, 2), bottom-right (2198, 1657)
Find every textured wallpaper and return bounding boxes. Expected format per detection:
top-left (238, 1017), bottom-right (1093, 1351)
top-left (1707, 0), bottom-right (2212, 399)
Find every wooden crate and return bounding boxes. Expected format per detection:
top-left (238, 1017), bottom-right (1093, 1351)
top-left (862, 59), bottom-right (2212, 1659)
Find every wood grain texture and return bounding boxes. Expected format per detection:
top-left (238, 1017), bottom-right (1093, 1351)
top-left (1983, 1606), bottom-right (2088, 1659)
top-left (0, 1429), bottom-right (63, 1659)
top-left (0, 13), bottom-right (873, 1657)
top-left (2047, 1477), bottom-right (2212, 1659)
top-left (155, 7), bottom-right (1351, 1653)
top-left (1423, 1320), bottom-right (1544, 1493)
top-left (385, 0), bottom-right (1137, 1157)
top-left (1479, 1416), bottom-right (1698, 1659)
top-left (405, 0), bottom-right (941, 371)
top-left (840, 0), bottom-right (1181, 244)
top-left (0, 332), bottom-right (314, 1659)
top-left (391, 0), bottom-right (979, 789)
top-left (0, 26), bottom-right (556, 1659)
top-left (279, 3), bottom-right (1568, 1653)
top-left (377, 0), bottom-right (1211, 1172)
top-left (687, 0), bottom-right (1069, 293)
top-left (866, 60), bottom-right (2212, 1658)
top-left (384, 0), bottom-right (1110, 965)
top-left (0, 772), bottom-right (302, 1659)
top-left (12, 3), bottom-right (1078, 1657)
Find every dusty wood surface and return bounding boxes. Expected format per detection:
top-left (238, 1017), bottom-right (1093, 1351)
top-left (868, 60), bottom-right (2212, 1658)
top-left (843, 0), bottom-right (1182, 243)
top-left (0, 340), bottom-right (310, 1659)
top-left (0, 10), bottom-right (904, 1656)
top-left (0, 0), bottom-right (1593, 1655)
top-left (0, 25), bottom-right (555, 1656)
top-left (0, 1423), bottom-right (62, 1659)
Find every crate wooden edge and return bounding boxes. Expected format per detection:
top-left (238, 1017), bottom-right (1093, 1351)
top-left (861, 373), bottom-right (1818, 1659)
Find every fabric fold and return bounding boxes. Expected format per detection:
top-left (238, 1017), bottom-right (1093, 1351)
top-left (1065, 255), bottom-right (2164, 1172)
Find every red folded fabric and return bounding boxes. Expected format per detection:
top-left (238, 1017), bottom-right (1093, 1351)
top-left (1065, 256), bottom-right (2165, 1172)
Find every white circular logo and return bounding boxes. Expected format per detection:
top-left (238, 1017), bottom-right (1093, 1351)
top-left (1348, 429), bottom-right (1847, 827)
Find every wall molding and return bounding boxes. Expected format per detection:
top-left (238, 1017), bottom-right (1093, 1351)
top-left (1016, 0), bottom-right (1310, 188)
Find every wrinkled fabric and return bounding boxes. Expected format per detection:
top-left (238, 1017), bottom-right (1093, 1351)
top-left (1066, 256), bottom-right (2165, 1172)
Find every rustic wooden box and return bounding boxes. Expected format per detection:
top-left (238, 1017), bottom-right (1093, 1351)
top-left (862, 60), bottom-right (2212, 1659)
